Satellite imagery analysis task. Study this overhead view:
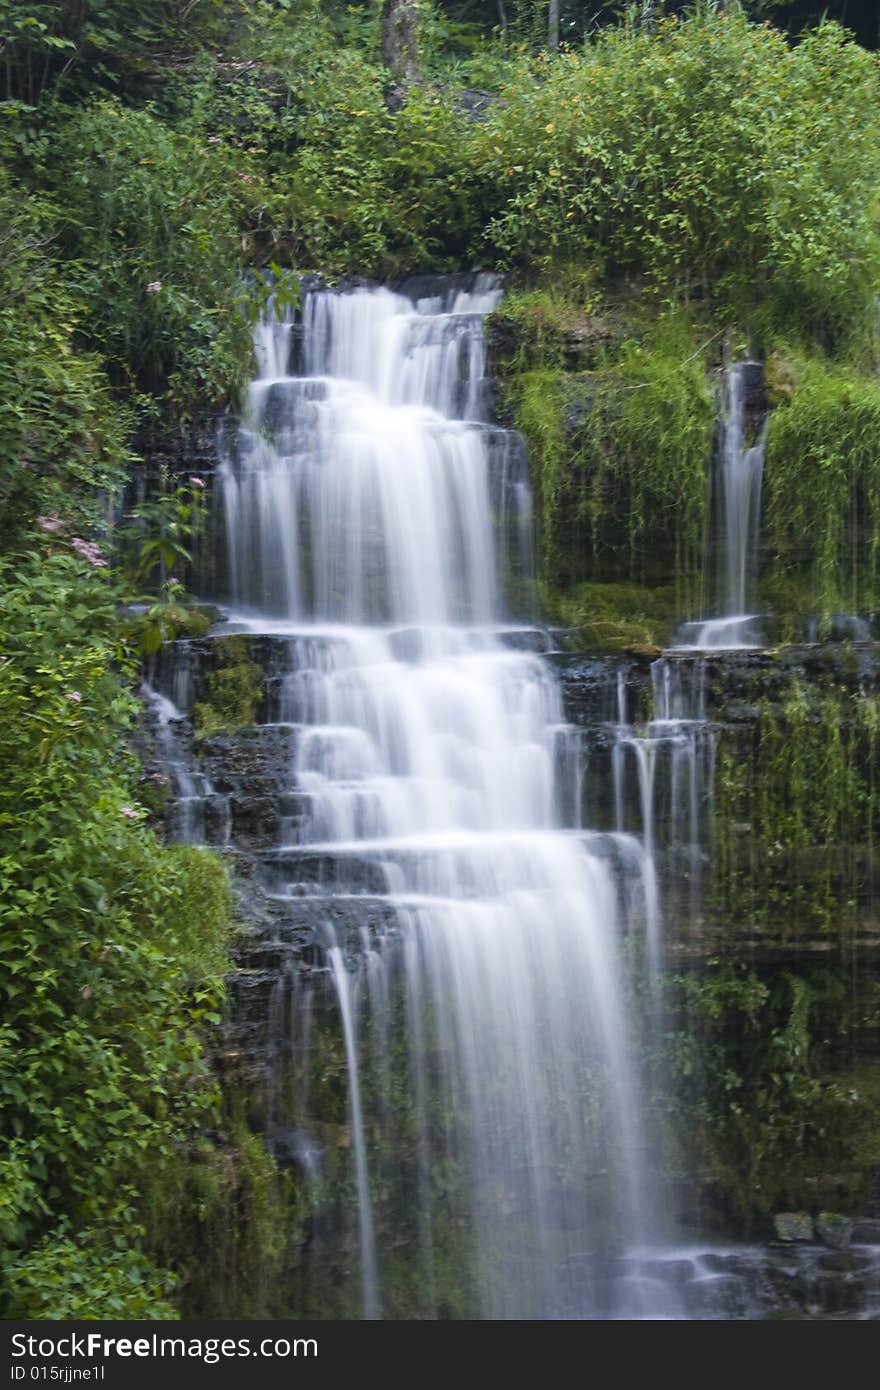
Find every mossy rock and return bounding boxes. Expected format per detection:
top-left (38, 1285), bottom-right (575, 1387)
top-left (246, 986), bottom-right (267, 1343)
top-left (171, 605), bottom-right (219, 640)
top-left (544, 580), bottom-right (678, 653)
top-left (192, 636), bottom-right (264, 739)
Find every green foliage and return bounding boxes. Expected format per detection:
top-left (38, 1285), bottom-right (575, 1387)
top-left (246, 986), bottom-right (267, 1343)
top-left (192, 637), bottom-right (264, 739)
top-left (714, 676), bottom-right (880, 930)
top-left (662, 963), bottom-right (870, 1229)
top-left (278, 64), bottom-right (481, 274)
top-left (510, 313), bottom-right (713, 599)
top-left (764, 355), bottom-right (880, 618)
top-left (2, 1233), bottom-right (177, 1320)
top-left (117, 471), bottom-right (209, 605)
top-left (36, 99), bottom-right (258, 411)
top-left (0, 175), bottom-right (129, 550)
top-left (476, 11), bottom-right (880, 339)
top-left (4, 6), bottom-right (877, 399)
top-left (0, 547), bottom-right (233, 1316)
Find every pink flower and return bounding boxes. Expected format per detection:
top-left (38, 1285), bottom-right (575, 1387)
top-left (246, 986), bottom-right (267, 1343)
top-left (189, 475), bottom-right (207, 488)
top-left (70, 536), bottom-right (108, 568)
top-left (119, 806), bottom-right (139, 820)
top-left (237, 172), bottom-right (255, 184)
top-left (146, 280), bottom-right (162, 294)
top-left (37, 514), bottom-right (64, 534)
top-left (66, 691), bottom-right (82, 703)
top-left (166, 575), bottom-right (180, 586)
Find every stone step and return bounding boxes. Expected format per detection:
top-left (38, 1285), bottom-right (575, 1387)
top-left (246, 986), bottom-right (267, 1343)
top-left (254, 827), bottom-right (649, 902)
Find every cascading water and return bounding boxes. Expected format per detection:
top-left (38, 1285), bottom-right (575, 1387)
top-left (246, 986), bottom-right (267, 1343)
top-left (608, 658), bottom-right (716, 974)
top-left (141, 682), bottom-right (229, 845)
top-left (217, 278), bottom-right (660, 1319)
top-left (677, 362), bottom-right (767, 651)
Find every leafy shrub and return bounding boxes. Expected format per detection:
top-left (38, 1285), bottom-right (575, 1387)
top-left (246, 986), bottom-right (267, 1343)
top-left (0, 548), bottom-right (232, 1316)
top-left (475, 12), bottom-right (880, 340)
top-left (39, 100), bottom-right (259, 411)
top-left (2, 1234), bottom-right (176, 1320)
top-left (0, 176), bottom-right (129, 550)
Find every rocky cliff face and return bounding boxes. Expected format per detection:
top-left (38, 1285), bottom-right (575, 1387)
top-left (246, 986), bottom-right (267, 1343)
top-left (136, 620), bottom-right (880, 1281)
top-left (130, 282), bottom-right (880, 1317)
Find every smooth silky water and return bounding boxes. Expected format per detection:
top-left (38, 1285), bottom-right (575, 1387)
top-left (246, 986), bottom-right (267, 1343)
top-left (676, 362), bottom-right (767, 652)
top-left (213, 279), bottom-right (674, 1319)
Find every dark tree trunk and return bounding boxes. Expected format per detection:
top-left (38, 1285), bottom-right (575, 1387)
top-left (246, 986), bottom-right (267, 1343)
top-left (382, 0), bottom-right (420, 84)
top-left (548, 0), bottom-right (560, 50)
top-left (496, 0), bottom-right (508, 50)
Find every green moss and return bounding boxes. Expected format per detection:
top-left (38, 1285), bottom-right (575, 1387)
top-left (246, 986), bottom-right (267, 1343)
top-left (543, 579), bottom-right (677, 652)
top-left (171, 607), bottom-right (216, 640)
top-left (143, 1118), bottom-right (294, 1318)
top-left (507, 312), bottom-right (713, 606)
top-left (765, 354), bottom-right (880, 620)
top-left (488, 268), bottom-right (608, 374)
top-left (164, 844), bottom-right (233, 981)
top-left (658, 966), bottom-right (879, 1232)
top-left (713, 677), bottom-right (880, 932)
top-left (513, 367), bottom-right (568, 578)
top-left (192, 637), bottom-right (263, 739)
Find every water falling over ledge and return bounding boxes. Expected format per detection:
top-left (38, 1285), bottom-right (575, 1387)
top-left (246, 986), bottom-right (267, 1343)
top-left (675, 361), bottom-right (767, 652)
top-left (211, 277), bottom-right (662, 1318)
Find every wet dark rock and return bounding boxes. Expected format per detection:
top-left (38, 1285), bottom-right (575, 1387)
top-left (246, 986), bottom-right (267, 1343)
top-left (259, 849), bottom-right (391, 897)
top-left (737, 360), bottom-right (765, 412)
top-left (817, 1250), bottom-right (872, 1273)
top-left (551, 652), bottom-right (653, 726)
top-left (198, 726), bottom-right (298, 797)
top-left (684, 1273), bottom-right (749, 1318)
top-left (267, 1126), bottom-right (325, 1175)
top-left (134, 411), bottom-right (229, 480)
top-left (816, 1212), bottom-right (854, 1251)
top-left (853, 1219), bottom-right (880, 1244)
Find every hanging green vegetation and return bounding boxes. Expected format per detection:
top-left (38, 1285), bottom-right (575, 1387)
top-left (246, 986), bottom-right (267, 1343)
top-left (659, 963), bottom-right (879, 1230)
top-left (507, 310), bottom-right (713, 613)
top-left (764, 357), bottom-right (880, 620)
top-left (713, 676), bottom-right (880, 931)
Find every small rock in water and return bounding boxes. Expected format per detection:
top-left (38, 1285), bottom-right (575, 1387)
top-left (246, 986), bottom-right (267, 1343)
top-left (774, 1212), bottom-right (814, 1242)
top-left (816, 1212), bottom-right (853, 1251)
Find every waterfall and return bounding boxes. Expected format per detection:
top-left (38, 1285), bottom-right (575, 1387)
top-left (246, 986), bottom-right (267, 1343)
top-left (677, 362), bottom-right (766, 651)
top-left (141, 682), bottom-right (229, 845)
top-left (217, 278), bottom-right (659, 1319)
top-left (608, 658), bottom-right (715, 975)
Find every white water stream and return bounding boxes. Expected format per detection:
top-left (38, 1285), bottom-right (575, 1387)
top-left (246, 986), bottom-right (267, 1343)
top-left (217, 280), bottom-right (657, 1318)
